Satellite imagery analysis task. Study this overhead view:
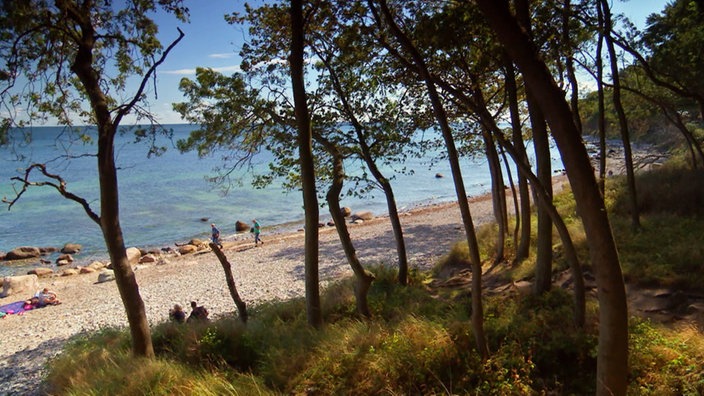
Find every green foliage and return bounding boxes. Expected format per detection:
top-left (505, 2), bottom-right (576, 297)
top-left (606, 163), bottom-right (704, 289)
top-left (0, 0), bottom-right (189, 128)
top-left (643, 0), bottom-right (704, 105)
top-left (628, 319), bottom-right (704, 395)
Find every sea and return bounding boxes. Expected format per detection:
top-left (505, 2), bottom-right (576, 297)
top-left (0, 124), bottom-right (563, 277)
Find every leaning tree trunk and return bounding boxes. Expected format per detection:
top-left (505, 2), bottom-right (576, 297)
top-left (316, 42), bottom-right (410, 287)
top-left (493, 133), bottom-right (586, 328)
top-left (602, 0), bottom-right (640, 230)
top-left (290, 0), bottom-right (322, 329)
top-left (354, 128), bottom-right (409, 286)
top-left (210, 243), bottom-right (248, 323)
top-left (446, 76), bottom-right (586, 328)
top-left (318, 136), bottom-right (375, 317)
top-left (371, 0), bottom-right (489, 359)
top-left (477, 2), bottom-right (629, 394)
top-left (503, 56), bottom-right (532, 262)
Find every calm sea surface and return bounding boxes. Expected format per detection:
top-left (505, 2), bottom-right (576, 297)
top-left (0, 124), bottom-right (561, 276)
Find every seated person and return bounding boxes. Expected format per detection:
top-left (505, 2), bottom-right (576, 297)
top-left (169, 304), bottom-right (186, 323)
top-left (34, 288), bottom-right (61, 307)
top-left (187, 301), bottom-right (209, 322)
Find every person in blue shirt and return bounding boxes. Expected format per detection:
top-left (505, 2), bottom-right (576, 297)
top-left (211, 223), bottom-right (222, 248)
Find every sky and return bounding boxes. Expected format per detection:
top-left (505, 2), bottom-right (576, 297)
top-left (3, 0), bottom-right (674, 126)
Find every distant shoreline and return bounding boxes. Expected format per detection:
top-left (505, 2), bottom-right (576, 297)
top-left (0, 194), bottom-right (464, 278)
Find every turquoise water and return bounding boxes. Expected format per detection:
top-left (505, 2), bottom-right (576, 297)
top-left (0, 124), bottom-right (561, 276)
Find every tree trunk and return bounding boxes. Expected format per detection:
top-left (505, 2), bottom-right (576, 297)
top-left (515, 0), bottom-right (553, 296)
top-left (493, 133), bottom-right (586, 328)
top-left (314, 37), bottom-right (410, 287)
top-left (596, 1), bottom-right (607, 195)
top-left (98, 126), bottom-right (154, 358)
top-left (562, 0), bottom-right (583, 134)
top-left (477, 2), bottom-right (628, 394)
top-left (503, 56), bottom-right (532, 262)
top-left (71, 22), bottom-right (154, 357)
top-left (318, 135), bottom-right (375, 317)
top-left (210, 243), bottom-right (248, 323)
top-left (354, 128), bottom-right (409, 286)
top-left (370, 0), bottom-right (489, 359)
top-left (602, 0), bottom-right (641, 230)
top-left (290, 0), bottom-right (322, 329)
top-left (483, 130), bottom-right (507, 263)
top-left (529, 101), bottom-right (554, 295)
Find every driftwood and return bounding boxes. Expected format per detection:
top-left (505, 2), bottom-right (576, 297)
top-left (209, 243), bottom-right (248, 323)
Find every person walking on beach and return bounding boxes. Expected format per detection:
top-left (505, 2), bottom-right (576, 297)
top-left (252, 219), bottom-right (263, 246)
top-left (211, 223), bottom-right (222, 248)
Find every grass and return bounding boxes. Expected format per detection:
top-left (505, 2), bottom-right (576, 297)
top-left (44, 160), bottom-right (704, 395)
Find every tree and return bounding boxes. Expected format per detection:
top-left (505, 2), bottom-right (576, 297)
top-left (601, 0), bottom-right (641, 230)
top-left (643, 0), bottom-right (704, 119)
top-left (368, 0), bottom-right (490, 359)
top-left (0, 0), bottom-right (187, 357)
top-left (514, 0), bottom-right (553, 296)
top-left (476, 1), bottom-right (629, 394)
top-left (290, 0), bottom-right (323, 328)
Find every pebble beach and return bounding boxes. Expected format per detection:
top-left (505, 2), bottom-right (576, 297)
top-left (0, 193), bottom-right (503, 396)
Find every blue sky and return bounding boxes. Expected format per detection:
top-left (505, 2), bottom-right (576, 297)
top-left (3, 0), bottom-right (673, 125)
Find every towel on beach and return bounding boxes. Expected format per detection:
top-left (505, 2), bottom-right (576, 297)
top-left (0, 300), bottom-right (31, 315)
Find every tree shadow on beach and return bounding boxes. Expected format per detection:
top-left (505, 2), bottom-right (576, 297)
top-left (0, 336), bottom-right (70, 396)
top-left (269, 221), bottom-right (466, 283)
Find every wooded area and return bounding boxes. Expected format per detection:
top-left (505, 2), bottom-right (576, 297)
top-left (1, 1), bottom-right (702, 395)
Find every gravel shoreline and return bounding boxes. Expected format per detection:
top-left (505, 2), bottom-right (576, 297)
top-left (0, 191), bottom-right (505, 395)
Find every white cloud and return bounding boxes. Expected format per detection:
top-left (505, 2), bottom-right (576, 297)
top-left (161, 65), bottom-right (242, 76)
top-left (209, 53), bottom-right (235, 59)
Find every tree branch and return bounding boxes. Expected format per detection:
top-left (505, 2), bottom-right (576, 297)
top-left (114, 27), bottom-right (185, 126)
top-left (3, 163), bottom-right (101, 224)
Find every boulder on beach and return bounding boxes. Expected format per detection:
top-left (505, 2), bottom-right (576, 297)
top-left (28, 267), bottom-right (54, 277)
top-left (178, 245), bottom-right (198, 255)
top-left (87, 261), bottom-right (106, 271)
top-left (5, 246), bottom-right (42, 261)
top-left (235, 220), bottom-right (249, 232)
top-left (61, 243), bottom-right (82, 254)
top-left (139, 254), bottom-right (157, 264)
top-left (79, 267), bottom-right (96, 274)
top-left (1, 274), bottom-right (39, 298)
top-left (40, 247), bottom-right (58, 254)
top-left (351, 211), bottom-right (374, 221)
top-left (56, 254), bottom-right (74, 265)
top-left (97, 270), bottom-right (115, 283)
top-left (61, 268), bottom-right (79, 277)
top-left (188, 238), bottom-right (208, 247)
top-left (126, 247), bottom-right (142, 264)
